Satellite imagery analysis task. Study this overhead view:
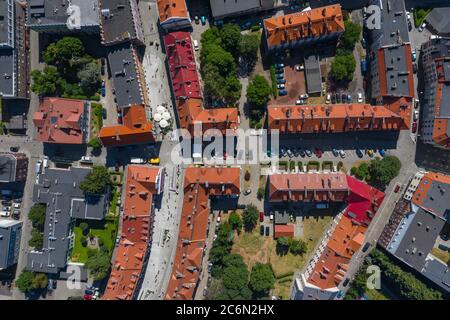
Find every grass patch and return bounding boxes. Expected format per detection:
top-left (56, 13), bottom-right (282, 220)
top-left (431, 247), bottom-right (450, 265)
top-left (270, 65), bottom-right (278, 97)
top-left (414, 8), bottom-right (431, 28)
top-left (91, 102), bottom-right (103, 131)
top-left (231, 215), bottom-right (332, 299)
top-left (71, 218), bottom-right (118, 263)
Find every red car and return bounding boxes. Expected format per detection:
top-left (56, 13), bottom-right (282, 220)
top-left (83, 294), bottom-right (93, 300)
top-left (412, 121), bottom-right (417, 133)
top-left (259, 212), bottom-right (264, 222)
top-left (394, 184), bottom-right (400, 193)
top-left (314, 148), bottom-right (322, 158)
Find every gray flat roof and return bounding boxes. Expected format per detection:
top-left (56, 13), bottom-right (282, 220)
top-left (420, 179), bottom-right (450, 220)
top-left (394, 208), bottom-right (445, 270)
top-left (426, 8), bottom-right (450, 36)
top-left (210, 0), bottom-right (275, 19)
top-left (274, 210), bottom-right (290, 225)
top-left (444, 61), bottom-right (450, 82)
top-left (0, 48), bottom-right (14, 96)
top-left (0, 220), bottom-right (22, 270)
top-left (107, 42), bottom-right (144, 108)
top-left (441, 84), bottom-right (450, 118)
top-left (99, 0), bottom-right (140, 44)
top-left (305, 55), bottom-right (322, 94)
top-left (0, 0), bottom-right (13, 47)
top-left (370, 0), bottom-right (409, 49)
top-left (27, 167), bottom-right (108, 274)
top-left (422, 257), bottom-right (450, 293)
top-left (27, 0), bottom-right (99, 28)
top-left (0, 152), bottom-right (15, 182)
top-left (383, 45), bottom-right (411, 97)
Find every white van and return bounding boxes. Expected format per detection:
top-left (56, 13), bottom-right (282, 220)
top-left (193, 39), bottom-right (199, 51)
top-left (43, 156), bottom-right (49, 168)
top-left (130, 158), bottom-right (145, 164)
top-left (35, 160), bottom-right (42, 174)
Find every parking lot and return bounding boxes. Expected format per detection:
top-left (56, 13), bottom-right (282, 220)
top-left (270, 56), bottom-right (308, 105)
top-left (0, 189), bottom-right (24, 221)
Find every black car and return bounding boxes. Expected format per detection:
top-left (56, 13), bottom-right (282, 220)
top-left (342, 278), bottom-right (350, 287)
top-left (408, 20), bottom-right (412, 31)
top-left (265, 226), bottom-right (270, 236)
top-left (341, 93), bottom-right (347, 103)
top-left (260, 225), bottom-right (264, 236)
top-left (331, 93), bottom-right (337, 104)
top-left (10, 146), bottom-right (19, 152)
top-left (102, 108), bottom-right (107, 119)
top-left (362, 242), bottom-right (371, 252)
top-left (413, 63), bottom-right (418, 73)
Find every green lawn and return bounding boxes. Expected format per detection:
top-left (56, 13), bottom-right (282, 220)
top-left (413, 8), bottom-right (431, 28)
top-left (71, 218), bottom-right (118, 263)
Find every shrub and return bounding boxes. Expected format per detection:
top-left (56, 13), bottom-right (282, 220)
top-left (289, 161), bottom-right (296, 171)
top-left (257, 187), bottom-right (265, 200)
top-left (244, 170), bottom-right (251, 181)
top-left (88, 137), bottom-right (102, 149)
top-left (80, 235), bottom-right (87, 247)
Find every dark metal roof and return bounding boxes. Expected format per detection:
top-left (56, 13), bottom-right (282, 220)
top-left (0, 220), bottom-right (22, 270)
top-left (27, 167), bottom-right (108, 274)
top-left (305, 55), bottom-right (322, 94)
top-left (383, 45), bottom-right (411, 97)
top-left (0, 48), bottom-right (14, 96)
top-left (426, 8), bottom-right (450, 36)
top-left (394, 208), bottom-right (445, 270)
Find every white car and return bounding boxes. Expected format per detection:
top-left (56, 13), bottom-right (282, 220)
top-left (339, 149), bottom-right (346, 158)
top-left (277, 84), bottom-right (285, 89)
top-left (193, 39), bottom-right (199, 51)
top-left (35, 160), bottom-right (42, 174)
top-left (81, 156), bottom-right (92, 162)
top-left (418, 22), bottom-right (426, 32)
top-left (295, 99), bottom-right (304, 105)
top-left (43, 156), bottom-right (49, 168)
top-left (295, 64), bottom-right (305, 71)
top-left (413, 110), bottom-right (419, 121)
top-left (299, 93), bottom-right (309, 99)
top-left (406, 11), bottom-right (411, 20)
top-left (357, 92), bottom-right (363, 103)
top-left (13, 203), bottom-right (21, 209)
top-left (326, 94), bottom-right (331, 104)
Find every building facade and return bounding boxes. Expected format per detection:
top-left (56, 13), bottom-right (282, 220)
top-left (0, 152), bottom-right (28, 183)
top-left (0, 220), bottom-right (22, 270)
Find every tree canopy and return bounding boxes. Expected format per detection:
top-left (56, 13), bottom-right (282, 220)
top-left (228, 211), bottom-right (243, 232)
top-left (31, 67), bottom-right (66, 96)
top-left (368, 156), bottom-right (401, 187)
top-left (28, 204), bottom-right (46, 229)
top-left (246, 75), bottom-right (272, 110)
top-left (249, 263), bottom-right (275, 296)
top-left (79, 166), bottom-right (110, 195)
top-left (340, 20), bottom-right (362, 51)
top-left (243, 204), bottom-right (259, 231)
top-left (330, 52), bottom-right (356, 82)
top-left (44, 36), bottom-right (85, 67)
top-left (239, 34), bottom-right (260, 66)
top-left (28, 229), bottom-right (44, 250)
top-left (32, 273), bottom-right (48, 290)
top-left (220, 24), bottom-right (242, 57)
top-left (85, 250), bottom-right (111, 281)
top-left (15, 270), bottom-right (35, 293)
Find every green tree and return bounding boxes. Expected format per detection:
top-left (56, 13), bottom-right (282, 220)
top-left (220, 24), bottom-right (242, 57)
top-left (355, 162), bottom-right (370, 181)
top-left (201, 27), bottom-right (222, 46)
top-left (79, 166), bottom-right (110, 195)
top-left (257, 187), bottom-right (265, 200)
top-left (85, 250), bottom-right (111, 281)
top-left (340, 20), bottom-right (362, 51)
top-left (78, 62), bottom-right (100, 93)
top-left (368, 156), bottom-right (401, 187)
top-left (28, 229), bottom-right (43, 250)
top-left (288, 238), bottom-right (308, 255)
top-left (80, 235), bottom-right (88, 247)
top-left (31, 67), bottom-right (66, 96)
top-left (228, 211), bottom-right (243, 232)
top-left (28, 204), bottom-right (46, 229)
top-left (79, 222), bottom-right (89, 235)
top-left (246, 75), bottom-right (272, 109)
top-left (202, 45), bottom-right (236, 78)
top-left (243, 204), bottom-right (259, 231)
top-left (15, 270), bottom-right (34, 293)
top-left (330, 52), bottom-right (356, 82)
top-left (276, 236), bottom-right (290, 255)
top-left (88, 137), bottom-right (102, 149)
top-left (44, 37), bottom-right (85, 66)
top-left (221, 254), bottom-right (251, 300)
top-left (32, 273), bottom-right (48, 290)
top-left (249, 263), bottom-right (275, 296)
top-left (223, 75), bottom-right (242, 105)
top-left (239, 34), bottom-right (260, 65)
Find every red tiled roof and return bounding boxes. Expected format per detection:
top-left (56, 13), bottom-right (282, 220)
top-left (431, 58), bottom-right (450, 148)
top-left (165, 167), bottom-right (240, 300)
top-left (103, 165), bottom-right (164, 300)
top-left (268, 104), bottom-right (406, 133)
top-left (99, 105), bottom-right (154, 147)
top-left (163, 32), bottom-right (201, 100)
top-left (263, 5), bottom-right (345, 48)
top-left (274, 224), bottom-right (295, 239)
top-left (33, 98), bottom-right (86, 144)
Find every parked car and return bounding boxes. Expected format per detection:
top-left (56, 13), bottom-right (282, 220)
top-left (408, 19), bottom-right (412, 31)
top-left (276, 73), bottom-right (284, 80)
top-left (277, 84), bottom-right (285, 89)
top-left (347, 94), bottom-right (352, 102)
top-left (361, 37), bottom-right (367, 49)
top-left (342, 278), bottom-right (350, 287)
top-left (413, 110), bottom-right (419, 121)
top-left (295, 99), bottom-right (303, 105)
top-left (12, 210), bottom-right (20, 220)
top-left (414, 99), bottom-right (419, 109)
top-left (275, 68), bottom-right (284, 74)
top-left (148, 157), bottom-right (160, 165)
top-left (356, 149), bottom-right (364, 158)
top-left (102, 108), bottom-right (107, 119)
top-left (10, 146), bottom-right (19, 152)
top-left (378, 149), bottom-right (386, 157)
top-left (130, 158), bottom-right (146, 164)
top-left (394, 184), bottom-right (401, 193)
top-left (305, 149), bottom-right (313, 157)
top-left (362, 242), bottom-right (371, 252)
top-left (299, 93), bottom-right (309, 99)
top-left (193, 39), bottom-right (199, 51)
top-left (194, 16), bottom-right (199, 24)
top-left (332, 148), bottom-right (339, 157)
top-left (411, 50), bottom-right (417, 61)
top-left (201, 16), bottom-right (206, 25)
top-left (341, 93), bottom-right (348, 103)
top-left (259, 212), bottom-right (264, 222)
top-left (276, 78), bottom-right (286, 84)
top-left (326, 94), bottom-right (331, 104)
top-left (278, 89), bottom-right (288, 96)
top-left (260, 225), bottom-right (265, 235)
top-left (81, 156), bottom-right (92, 163)
top-left (357, 92), bottom-right (363, 103)
top-left (13, 203), bottom-right (20, 209)
top-left (339, 149), bottom-right (346, 158)
top-left (331, 93), bottom-right (337, 104)
top-left (243, 189), bottom-right (252, 195)
top-left (366, 149), bottom-right (374, 157)
top-left (299, 149), bottom-right (306, 157)
top-left (265, 226), bottom-right (270, 236)
top-left (295, 64), bottom-right (305, 71)
top-left (412, 121), bottom-right (418, 133)
top-left (418, 22), bottom-right (426, 32)
top-left (275, 63), bottom-right (284, 68)
top-left (314, 148), bottom-right (323, 158)
top-left (35, 160), bottom-right (42, 174)
top-left (413, 63), bottom-right (418, 73)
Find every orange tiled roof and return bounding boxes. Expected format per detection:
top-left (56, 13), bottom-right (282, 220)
top-left (274, 224), bottom-right (295, 239)
top-left (307, 215), bottom-right (367, 290)
top-left (157, 0), bottom-right (188, 23)
top-left (33, 98), bottom-right (86, 144)
top-left (177, 99), bottom-right (239, 136)
top-left (103, 165), bottom-right (164, 300)
top-left (165, 167), bottom-right (240, 300)
top-left (264, 5), bottom-right (345, 48)
top-left (412, 172), bottom-right (450, 209)
top-left (269, 172), bottom-right (349, 202)
top-left (99, 105), bottom-right (154, 147)
top-left (268, 104), bottom-right (406, 133)
top-left (431, 58), bottom-right (450, 148)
